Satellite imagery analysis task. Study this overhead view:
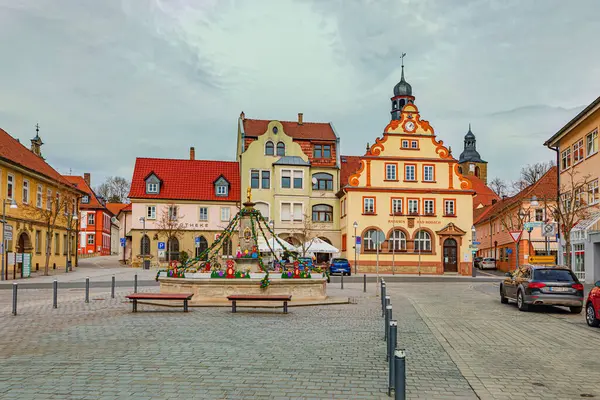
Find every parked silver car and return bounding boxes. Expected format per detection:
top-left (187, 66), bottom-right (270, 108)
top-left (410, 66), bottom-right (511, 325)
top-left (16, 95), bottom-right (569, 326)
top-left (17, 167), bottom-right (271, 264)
top-left (480, 258), bottom-right (496, 270)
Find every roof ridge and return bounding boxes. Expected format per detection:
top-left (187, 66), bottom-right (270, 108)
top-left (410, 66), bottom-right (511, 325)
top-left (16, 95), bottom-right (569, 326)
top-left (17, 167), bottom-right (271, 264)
top-left (244, 118), bottom-right (331, 125)
top-left (135, 157), bottom-right (237, 163)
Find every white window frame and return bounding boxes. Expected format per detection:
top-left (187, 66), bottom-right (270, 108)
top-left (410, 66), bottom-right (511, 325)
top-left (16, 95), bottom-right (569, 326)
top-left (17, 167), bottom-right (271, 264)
top-left (386, 164), bottom-right (397, 181)
top-left (401, 140), bottom-right (409, 148)
top-left (168, 206), bottom-right (178, 220)
top-left (87, 213), bottom-right (95, 225)
top-left (444, 200), bottom-right (455, 216)
top-left (216, 184), bottom-right (228, 196)
top-left (408, 199), bottom-right (419, 215)
top-left (410, 140), bottom-right (418, 149)
top-left (281, 170), bottom-right (291, 189)
top-left (405, 165), bottom-right (416, 181)
top-left (573, 139), bottom-right (584, 164)
top-left (424, 199), bottom-right (434, 215)
top-left (22, 179), bottom-right (29, 204)
top-left (423, 165), bottom-right (434, 182)
top-left (363, 197), bottom-right (375, 214)
top-left (535, 209), bottom-right (544, 222)
top-left (392, 198), bottom-right (402, 214)
top-left (46, 189), bottom-right (52, 210)
top-left (7, 174), bottom-right (14, 200)
top-left (561, 148), bottom-right (571, 170)
top-left (87, 234), bottom-right (95, 245)
top-left (292, 170), bottom-right (304, 189)
top-left (147, 183), bottom-right (159, 194)
top-left (589, 179), bottom-right (599, 205)
top-left (220, 207), bottom-right (230, 222)
top-left (146, 205), bottom-right (156, 220)
top-left (586, 129), bottom-right (598, 157)
top-left (199, 207), bottom-right (208, 221)
top-left (280, 201), bottom-right (304, 221)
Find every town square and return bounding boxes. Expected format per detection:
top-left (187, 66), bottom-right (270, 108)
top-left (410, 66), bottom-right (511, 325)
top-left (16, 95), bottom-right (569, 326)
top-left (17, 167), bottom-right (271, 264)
top-left (1, 1), bottom-right (600, 399)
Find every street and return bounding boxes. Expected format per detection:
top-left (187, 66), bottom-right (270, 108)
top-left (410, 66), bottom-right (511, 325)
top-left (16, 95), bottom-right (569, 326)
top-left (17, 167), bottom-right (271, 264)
top-left (1, 276), bottom-right (598, 399)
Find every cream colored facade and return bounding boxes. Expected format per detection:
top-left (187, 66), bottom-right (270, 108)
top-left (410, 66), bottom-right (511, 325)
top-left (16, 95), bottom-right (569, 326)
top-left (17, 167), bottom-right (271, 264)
top-left (0, 161), bottom-right (79, 279)
top-left (340, 103), bottom-right (475, 275)
top-left (237, 117), bottom-right (341, 255)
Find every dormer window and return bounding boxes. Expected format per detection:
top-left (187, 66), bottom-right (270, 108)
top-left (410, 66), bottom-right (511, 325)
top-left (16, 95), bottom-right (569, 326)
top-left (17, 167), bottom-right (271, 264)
top-left (147, 183), bottom-right (159, 193)
top-left (214, 176), bottom-right (230, 197)
top-left (144, 173), bottom-right (161, 194)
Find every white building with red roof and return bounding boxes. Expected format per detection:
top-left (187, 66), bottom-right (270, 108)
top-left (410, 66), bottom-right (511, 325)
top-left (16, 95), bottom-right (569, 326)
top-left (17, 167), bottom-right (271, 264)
top-left (236, 111), bottom-right (341, 262)
top-left (127, 149), bottom-right (240, 267)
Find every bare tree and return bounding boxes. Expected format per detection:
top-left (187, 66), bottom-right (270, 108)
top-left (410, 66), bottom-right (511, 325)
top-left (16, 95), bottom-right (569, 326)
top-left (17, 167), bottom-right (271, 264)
top-left (155, 204), bottom-right (186, 263)
top-left (489, 177), bottom-right (509, 198)
top-left (510, 161), bottom-right (555, 194)
top-left (547, 168), bottom-right (592, 268)
top-left (95, 176), bottom-right (130, 203)
top-left (23, 191), bottom-right (77, 275)
top-left (291, 212), bottom-right (318, 257)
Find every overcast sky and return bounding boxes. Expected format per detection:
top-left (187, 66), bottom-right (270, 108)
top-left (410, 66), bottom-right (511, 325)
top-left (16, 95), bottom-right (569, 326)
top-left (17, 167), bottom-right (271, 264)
top-left (1, 0), bottom-right (599, 187)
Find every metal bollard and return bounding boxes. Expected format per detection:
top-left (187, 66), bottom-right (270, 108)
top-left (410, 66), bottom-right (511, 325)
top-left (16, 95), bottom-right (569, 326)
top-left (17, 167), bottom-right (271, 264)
top-left (394, 349), bottom-right (406, 400)
top-left (134, 274), bottom-right (138, 293)
top-left (381, 284), bottom-right (387, 317)
top-left (363, 274), bottom-right (367, 293)
top-left (85, 277), bottom-right (90, 303)
top-left (111, 275), bottom-right (115, 298)
top-left (384, 304), bottom-right (392, 342)
top-left (12, 283), bottom-right (18, 316)
top-left (53, 280), bottom-right (58, 309)
top-left (341, 272), bottom-right (344, 290)
top-left (388, 320), bottom-right (398, 395)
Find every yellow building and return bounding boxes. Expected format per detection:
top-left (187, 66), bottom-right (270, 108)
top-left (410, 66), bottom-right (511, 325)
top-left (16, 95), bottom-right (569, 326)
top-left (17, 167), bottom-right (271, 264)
top-left (1, 126), bottom-right (82, 279)
top-left (339, 68), bottom-right (475, 275)
top-left (236, 112), bottom-right (341, 261)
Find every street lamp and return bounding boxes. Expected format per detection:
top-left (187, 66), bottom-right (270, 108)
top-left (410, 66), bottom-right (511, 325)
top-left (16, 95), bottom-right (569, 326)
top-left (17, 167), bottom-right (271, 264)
top-left (353, 221), bottom-right (358, 275)
top-left (1, 199), bottom-right (18, 281)
top-left (66, 212), bottom-right (78, 273)
top-left (516, 209), bottom-right (528, 269)
top-left (471, 225), bottom-right (477, 277)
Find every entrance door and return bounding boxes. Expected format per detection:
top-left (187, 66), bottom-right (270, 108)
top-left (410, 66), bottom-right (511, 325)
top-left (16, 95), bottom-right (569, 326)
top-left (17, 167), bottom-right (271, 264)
top-left (443, 238), bottom-right (458, 273)
top-left (16, 232), bottom-right (31, 279)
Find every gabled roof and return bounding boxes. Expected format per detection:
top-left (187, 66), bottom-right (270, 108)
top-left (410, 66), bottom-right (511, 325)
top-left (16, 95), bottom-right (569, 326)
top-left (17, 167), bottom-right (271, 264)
top-left (545, 95), bottom-right (600, 147)
top-left (339, 155), bottom-right (363, 188)
top-left (63, 175), bottom-right (107, 211)
top-left (474, 166), bottom-right (558, 225)
top-left (465, 175), bottom-right (500, 208)
top-left (106, 203), bottom-right (129, 216)
top-left (242, 118), bottom-right (336, 141)
top-left (0, 127), bottom-right (75, 188)
top-left (128, 158), bottom-right (240, 202)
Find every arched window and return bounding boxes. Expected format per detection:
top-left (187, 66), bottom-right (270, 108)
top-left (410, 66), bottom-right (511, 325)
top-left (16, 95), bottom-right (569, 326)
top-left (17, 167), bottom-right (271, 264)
top-left (265, 141), bottom-right (274, 156)
top-left (414, 230), bottom-right (432, 252)
top-left (140, 235), bottom-right (150, 255)
top-left (364, 229), bottom-right (383, 251)
top-left (167, 237), bottom-right (180, 261)
top-left (276, 142), bottom-right (285, 156)
top-left (399, 99), bottom-right (406, 108)
top-left (475, 166), bottom-right (481, 177)
top-left (457, 166), bottom-right (463, 174)
top-left (312, 173), bottom-right (334, 191)
top-left (195, 236), bottom-right (208, 259)
top-left (222, 237), bottom-right (233, 256)
top-left (389, 230), bottom-right (406, 251)
top-left (312, 204), bottom-right (333, 222)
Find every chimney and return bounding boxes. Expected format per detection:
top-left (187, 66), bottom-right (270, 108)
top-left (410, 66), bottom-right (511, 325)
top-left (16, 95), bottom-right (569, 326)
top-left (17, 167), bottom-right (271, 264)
top-left (240, 111), bottom-right (245, 120)
top-left (190, 147), bottom-right (195, 160)
top-left (84, 173), bottom-right (91, 186)
top-left (492, 199), bottom-right (497, 205)
top-left (297, 112), bottom-right (303, 125)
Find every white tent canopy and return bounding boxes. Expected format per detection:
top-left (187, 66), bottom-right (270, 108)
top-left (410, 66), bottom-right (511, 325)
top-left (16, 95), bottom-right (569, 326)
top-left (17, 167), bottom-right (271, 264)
top-left (257, 237), bottom-right (297, 253)
top-left (301, 237), bottom-right (339, 254)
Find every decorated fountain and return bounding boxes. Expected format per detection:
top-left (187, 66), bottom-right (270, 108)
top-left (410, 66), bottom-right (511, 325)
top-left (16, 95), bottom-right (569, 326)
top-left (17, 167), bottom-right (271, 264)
top-left (156, 188), bottom-right (337, 306)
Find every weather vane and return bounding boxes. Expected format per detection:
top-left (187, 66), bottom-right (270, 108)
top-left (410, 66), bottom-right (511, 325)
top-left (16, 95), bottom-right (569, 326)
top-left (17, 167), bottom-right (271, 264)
top-left (400, 52), bottom-right (406, 67)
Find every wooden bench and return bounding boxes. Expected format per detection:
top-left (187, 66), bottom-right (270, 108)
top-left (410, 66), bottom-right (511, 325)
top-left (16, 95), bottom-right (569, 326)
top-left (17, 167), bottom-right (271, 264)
top-left (125, 293), bottom-right (193, 313)
top-left (227, 295), bottom-right (292, 314)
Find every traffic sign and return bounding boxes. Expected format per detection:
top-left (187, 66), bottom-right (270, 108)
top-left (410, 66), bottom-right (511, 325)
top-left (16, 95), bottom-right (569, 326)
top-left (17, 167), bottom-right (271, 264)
top-left (120, 238), bottom-right (126, 247)
top-left (509, 231), bottom-right (522, 243)
top-left (529, 255), bottom-right (556, 265)
top-left (157, 242), bottom-right (166, 250)
top-left (524, 222), bottom-right (535, 232)
top-left (372, 231), bottom-right (386, 246)
top-left (507, 248), bottom-right (513, 255)
top-left (4, 225), bottom-right (13, 241)
top-left (195, 237), bottom-right (201, 248)
top-left (542, 223), bottom-right (556, 237)
top-left (473, 241), bottom-right (481, 245)
top-left (355, 237), bottom-right (362, 245)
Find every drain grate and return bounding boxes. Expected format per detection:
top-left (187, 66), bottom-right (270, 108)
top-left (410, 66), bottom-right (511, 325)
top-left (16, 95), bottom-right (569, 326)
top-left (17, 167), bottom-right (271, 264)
top-left (580, 394), bottom-right (595, 398)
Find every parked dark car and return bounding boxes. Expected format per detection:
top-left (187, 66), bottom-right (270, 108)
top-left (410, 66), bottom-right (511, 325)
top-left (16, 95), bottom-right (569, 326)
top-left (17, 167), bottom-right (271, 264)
top-left (474, 257), bottom-right (483, 269)
top-left (586, 280), bottom-right (600, 327)
top-left (329, 258), bottom-right (351, 276)
top-left (500, 265), bottom-right (584, 313)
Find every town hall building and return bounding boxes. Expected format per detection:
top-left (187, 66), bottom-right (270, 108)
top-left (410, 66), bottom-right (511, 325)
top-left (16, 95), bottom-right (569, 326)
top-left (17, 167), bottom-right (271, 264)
top-left (339, 66), bottom-right (476, 275)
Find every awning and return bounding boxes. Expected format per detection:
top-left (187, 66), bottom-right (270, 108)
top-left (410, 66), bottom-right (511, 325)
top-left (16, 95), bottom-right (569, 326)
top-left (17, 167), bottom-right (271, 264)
top-left (532, 241), bottom-right (558, 251)
top-left (302, 237), bottom-right (339, 254)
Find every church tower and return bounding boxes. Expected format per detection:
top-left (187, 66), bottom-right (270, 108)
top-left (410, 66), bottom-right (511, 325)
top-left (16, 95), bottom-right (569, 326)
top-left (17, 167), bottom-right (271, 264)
top-left (458, 124), bottom-right (487, 184)
top-left (390, 55), bottom-right (415, 120)
top-left (30, 123), bottom-right (44, 159)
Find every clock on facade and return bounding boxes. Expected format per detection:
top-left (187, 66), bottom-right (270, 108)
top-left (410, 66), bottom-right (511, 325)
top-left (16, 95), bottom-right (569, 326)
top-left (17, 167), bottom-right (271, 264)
top-left (404, 121), bottom-right (415, 132)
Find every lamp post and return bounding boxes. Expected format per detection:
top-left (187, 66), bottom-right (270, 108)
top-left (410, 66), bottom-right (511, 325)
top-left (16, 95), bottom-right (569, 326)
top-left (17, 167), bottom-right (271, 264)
top-left (353, 221), bottom-right (358, 275)
top-left (1, 199), bottom-right (18, 281)
top-left (66, 212), bottom-right (78, 272)
top-left (471, 225), bottom-right (477, 277)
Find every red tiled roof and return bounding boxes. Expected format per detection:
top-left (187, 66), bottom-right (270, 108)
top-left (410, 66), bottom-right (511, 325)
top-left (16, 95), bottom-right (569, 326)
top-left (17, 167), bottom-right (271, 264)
top-left (474, 166), bottom-right (558, 225)
top-left (128, 158), bottom-right (240, 202)
top-left (243, 118), bottom-right (336, 141)
top-left (339, 155), bottom-right (363, 188)
top-left (0, 128), bottom-right (74, 188)
top-left (63, 175), bottom-right (106, 210)
top-left (464, 175), bottom-right (500, 208)
top-left (106, 203), bottom-right (129, 216)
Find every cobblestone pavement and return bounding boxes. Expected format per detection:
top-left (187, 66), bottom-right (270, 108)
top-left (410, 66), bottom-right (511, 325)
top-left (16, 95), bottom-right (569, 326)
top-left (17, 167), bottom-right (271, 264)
top-left (1, 281), bottom-right (599, 399)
